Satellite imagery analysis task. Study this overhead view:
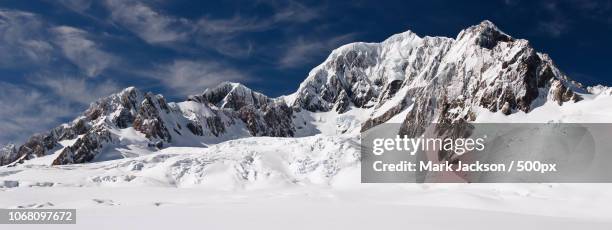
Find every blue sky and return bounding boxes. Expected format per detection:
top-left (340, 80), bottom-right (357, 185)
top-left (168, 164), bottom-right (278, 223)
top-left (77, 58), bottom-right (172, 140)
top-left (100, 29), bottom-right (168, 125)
top-left (1, 0), bottom-right (611, 145)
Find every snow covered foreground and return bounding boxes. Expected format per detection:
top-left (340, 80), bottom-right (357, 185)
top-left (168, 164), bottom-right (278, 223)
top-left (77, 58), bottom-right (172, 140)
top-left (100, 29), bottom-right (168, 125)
top-left (2, 184), bottom-right (612, 229)
top-left (3, 97), bottom-right (612, 229)
top-left (3, 117), bottom-right (612, 229)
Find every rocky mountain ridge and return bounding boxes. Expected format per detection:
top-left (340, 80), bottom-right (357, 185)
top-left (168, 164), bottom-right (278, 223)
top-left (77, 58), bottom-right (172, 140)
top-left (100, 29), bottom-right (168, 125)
top-left (0, 20), bottom-right (590, 166)
top-left (2, 83), bottom-right (295, 166)
top-left (291, 20), bottom-right (583, 132)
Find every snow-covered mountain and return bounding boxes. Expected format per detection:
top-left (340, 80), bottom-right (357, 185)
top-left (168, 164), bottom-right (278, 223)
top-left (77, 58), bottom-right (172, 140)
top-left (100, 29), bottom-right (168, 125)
top-left (0, 20), bottom-right (605, 167)
top-left (291, 20), bottom-right (583, 133)
top-left (2, 82), bottom-right (297, 166)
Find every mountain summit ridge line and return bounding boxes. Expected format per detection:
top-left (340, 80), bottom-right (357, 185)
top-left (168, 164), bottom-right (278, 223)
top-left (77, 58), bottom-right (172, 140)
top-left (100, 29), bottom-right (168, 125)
top-left (0, 20), bottom-right (603, 166)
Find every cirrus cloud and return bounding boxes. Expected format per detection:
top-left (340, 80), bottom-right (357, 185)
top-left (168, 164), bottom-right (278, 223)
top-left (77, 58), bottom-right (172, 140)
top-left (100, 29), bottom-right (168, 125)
top-left (147, 59), bottom-right (249, 96)
top-left (103, 0), bottom-right (190, 44)
top-left (51, 26), bottom-right (116, 77)
top-left (0, 9), bottom-right (54, 67)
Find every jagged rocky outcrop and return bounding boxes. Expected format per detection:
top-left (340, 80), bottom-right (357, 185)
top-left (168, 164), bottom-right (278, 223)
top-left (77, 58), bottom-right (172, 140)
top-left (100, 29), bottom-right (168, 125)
top-left (0, 144), bottom-right (17, 166)
top-left (6, 87), bottom-right (144, 166)
top-left (289, 21), bottom-right (583, 132)
top-left (2, 20), bottom-right (593, 167)
top-left (133, 93), bottom-right (173, 142)
top-left (52, 128), bottom-right (112, 165)
top-left (188, 82), bottom-right (295, 137)
top-left (189, 82), bottom-right (270, 110)
top-left (3, 83), bottom-right (295, 166)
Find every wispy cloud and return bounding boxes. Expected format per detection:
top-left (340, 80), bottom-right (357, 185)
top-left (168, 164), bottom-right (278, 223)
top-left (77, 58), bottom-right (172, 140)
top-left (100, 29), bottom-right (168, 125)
top-left (266, 0), bottom-right (321, 23)
top-left (0, 8), bottom-right (117, 76)
top-left (57, 0), bottom-right (93, 13)
top-left (195, 0), bottom-right (320, 35)
top-left (0, 75), bottom-right (123, 145)
top-left (101, 0), bottom-right (322, 59)
top-left (0, 82), bottom-right (76, 145)
top-left (536, 2), bottom-right (570, 38)
top-left (51, 26), bottom-right (116, 77)
top-left (193, 16), bottom-right (267, 58)
top-left (0, 9), bottom-right (54, 67)
top-left (194, 1), bottom-right (321, 58)
top-left (148, 60), bottom-right (249, 96)
top-left (278, 33), bottom-right (357, 68)
top-left (196, 16), bottom-right (273, 35)
top-left (571, 0), bottom-right (612, 25)
top-left (537, 20), bottom-right (568, 38)
top-left (0, 8), bottom-right (124, 144)
top-left (103, 0), bottom-right (190, 44)
top-left (31, 75), bottom-right (121, 105)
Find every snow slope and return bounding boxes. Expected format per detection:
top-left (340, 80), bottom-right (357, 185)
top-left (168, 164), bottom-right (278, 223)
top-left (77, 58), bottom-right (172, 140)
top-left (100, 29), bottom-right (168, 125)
top-left (2, 132), bottom-right (612, 229)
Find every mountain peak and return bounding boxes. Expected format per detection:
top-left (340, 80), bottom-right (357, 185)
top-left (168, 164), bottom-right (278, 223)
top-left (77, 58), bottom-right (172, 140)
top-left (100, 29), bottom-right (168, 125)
top-left (478, 20), bottom-right (500, 30)
top-left (206, 81), bottom-right (255, 97)
top-left (187, 81), bottom-right (270, 110)
top-left (121, 86), bottom-right (139, 93)
top-left (382, 30), bottom-right (420, 43)
top-left (216, 81), bottom-right (245, 89)
top-left (457, 20), bottom-right (513, 49)
top-left (464, 20), bottom-right (505, 35)
top-left (109, 86), bottom-right (142, 101)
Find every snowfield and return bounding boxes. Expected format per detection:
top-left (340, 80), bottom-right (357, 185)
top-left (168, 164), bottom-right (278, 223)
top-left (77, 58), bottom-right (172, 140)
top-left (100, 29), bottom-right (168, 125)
top-left (2, 184), bottom-right (612, 229)
top-left (3, 103), bottom-right (612, 229)
top-left (3, 147), bottom-right (612, 230)
top-left (3, 90), bottom-right (612, 230)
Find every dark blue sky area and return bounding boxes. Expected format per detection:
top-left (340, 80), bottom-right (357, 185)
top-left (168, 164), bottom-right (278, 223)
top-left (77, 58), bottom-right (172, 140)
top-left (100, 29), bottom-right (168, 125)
top-left (0, 0), bottom-right (611, 144)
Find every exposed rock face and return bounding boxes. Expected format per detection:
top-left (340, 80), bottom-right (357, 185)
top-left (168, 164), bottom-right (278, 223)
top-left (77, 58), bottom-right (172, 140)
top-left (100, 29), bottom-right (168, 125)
top-left (133, 93), bottom-right (173, 142)
top-left (333, 90), bottom-right (351, 113)
top-left (2, 83), bottom-right (296, 166)
top-left (237, 101), bottom-right (294, 137)
top-left (291, 20), bottom-right (583, 133)
top-left (189, 82), bottom-right (295, 137)
top-left (549, 80), bottom-right (583, 105)
top-left (2, 20), bottom-right (591, 167)
top-left (0, 144), bottom-right (17, 165)
top-left (5, 87), bottom-right (144, 166)
top-left (52, 128), bottom-right (112, 165)
top-left (190, 82), bottom-right (269, 110)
